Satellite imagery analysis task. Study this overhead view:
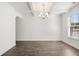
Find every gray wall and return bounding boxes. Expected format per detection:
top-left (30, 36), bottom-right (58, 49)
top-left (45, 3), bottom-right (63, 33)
top-left (16, 15), bottom-right (62, 41)
top-left (61, 3), bottom-right (79, 49)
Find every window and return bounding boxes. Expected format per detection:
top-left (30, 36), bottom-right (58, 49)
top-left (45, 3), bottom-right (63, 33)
top-left (68, 12), bottom-right (79, 39)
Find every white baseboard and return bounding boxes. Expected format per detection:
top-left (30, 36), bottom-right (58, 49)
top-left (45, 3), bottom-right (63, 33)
top-left (16, 39), bottom-right (61, 41)
top-left (0, 43), bottom-right (16, 56)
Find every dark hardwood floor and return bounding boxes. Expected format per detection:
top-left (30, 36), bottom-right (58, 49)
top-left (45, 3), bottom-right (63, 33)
top-left (2, 41), bottom-right (79, 56)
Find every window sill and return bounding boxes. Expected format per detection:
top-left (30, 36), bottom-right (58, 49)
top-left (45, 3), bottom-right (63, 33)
top-left (68, 36), bottom-right (79, 40)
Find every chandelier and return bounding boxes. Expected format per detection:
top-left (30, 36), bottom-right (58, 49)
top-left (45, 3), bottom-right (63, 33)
top-left (30, 2), bottom-right (52, 19)
top-left (38, 3), bottom-right (48, 19)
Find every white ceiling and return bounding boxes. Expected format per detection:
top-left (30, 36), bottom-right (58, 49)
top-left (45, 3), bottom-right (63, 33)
top-left (50, 2), bottom-right (77, 14)
top-left (31, 2), bottom-right (53, 12)
top-left (9, 2), bottom-right (78, 16)
top-left (9, 2), bottom-right (31, 16)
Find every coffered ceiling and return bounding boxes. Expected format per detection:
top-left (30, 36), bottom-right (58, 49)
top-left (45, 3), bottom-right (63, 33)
top-left (9, 2), bottom-right (78, 17)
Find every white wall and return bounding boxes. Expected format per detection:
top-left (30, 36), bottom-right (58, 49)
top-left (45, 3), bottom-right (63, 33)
top-left (61, 3), bottom-right (79, 49)
top-left (0, 2), bottom-right (18, 55)
top-left (16, 14), bottom-right (62, 41)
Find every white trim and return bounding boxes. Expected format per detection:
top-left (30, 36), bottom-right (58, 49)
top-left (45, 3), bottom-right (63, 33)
top-left (16, 39), bottom-right (61, 41)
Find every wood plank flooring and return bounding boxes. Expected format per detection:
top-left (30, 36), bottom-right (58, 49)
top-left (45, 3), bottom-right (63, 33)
top-left (2, 41), bottom-right (79, 56)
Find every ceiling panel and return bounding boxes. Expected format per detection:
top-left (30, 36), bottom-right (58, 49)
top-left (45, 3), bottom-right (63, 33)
top-left (31, 2), bottom-right (53, 12)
